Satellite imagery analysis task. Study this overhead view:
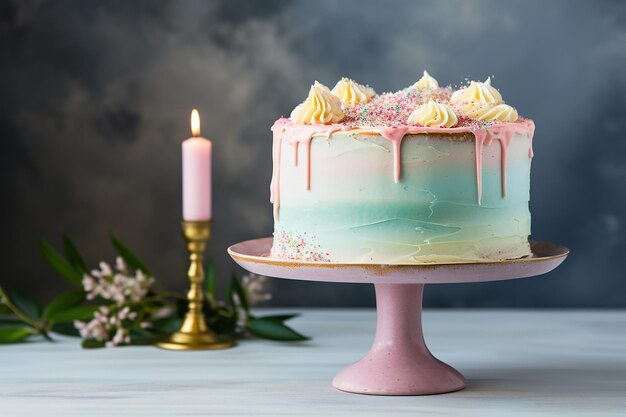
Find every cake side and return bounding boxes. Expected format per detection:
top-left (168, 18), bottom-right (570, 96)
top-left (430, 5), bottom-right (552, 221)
top-left (271, 130), bottom-right (532, 263)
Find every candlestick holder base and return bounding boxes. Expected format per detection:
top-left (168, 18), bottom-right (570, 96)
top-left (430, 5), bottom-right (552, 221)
top-left (156, 220), bottom-right (235, 351)
top-left (156, 329), bottom-right (235, 351)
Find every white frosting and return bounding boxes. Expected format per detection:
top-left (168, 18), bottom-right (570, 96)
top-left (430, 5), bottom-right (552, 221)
top-left (331, 77), bottom-right (376, 107)
top-left (408, 99), bottom-right (458, 127)
top-left (412, 71), bottom-right (439, 90)
top-left (291, 81), bottom-right (344, 124)
top-left (464, 103), bottom-right (519, 122)
top-left (451, 77), bottom-right (503, 105)
top-left (451, 77), bottom-right (518, 122)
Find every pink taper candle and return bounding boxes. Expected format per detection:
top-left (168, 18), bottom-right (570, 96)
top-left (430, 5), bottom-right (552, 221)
top-left (182, 109), bottom-right (212, 221)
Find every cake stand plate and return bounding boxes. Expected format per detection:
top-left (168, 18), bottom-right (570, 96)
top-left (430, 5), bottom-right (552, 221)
top-left (228, 238), bottom-right (568, 396)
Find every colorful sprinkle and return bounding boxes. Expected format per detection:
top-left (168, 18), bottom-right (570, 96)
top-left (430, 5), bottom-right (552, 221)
top-left (271, 230), bottom-right (331, 262)
top-left (341, 86), bottom-right (496, 130)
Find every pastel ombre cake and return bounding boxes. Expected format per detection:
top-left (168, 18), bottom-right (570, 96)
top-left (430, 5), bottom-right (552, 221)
top-left (269, 73), bottom-right (535, 263)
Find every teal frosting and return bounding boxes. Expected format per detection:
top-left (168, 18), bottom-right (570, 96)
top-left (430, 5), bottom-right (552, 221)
top-left (272, 132), bottom-right (531, 263)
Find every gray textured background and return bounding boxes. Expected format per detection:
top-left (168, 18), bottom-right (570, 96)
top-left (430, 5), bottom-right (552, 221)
top-left (1, 0), bottom-right (625, 307)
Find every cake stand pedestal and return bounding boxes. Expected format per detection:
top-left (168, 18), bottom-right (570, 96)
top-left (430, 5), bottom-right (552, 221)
top-left (228, 238), bottom-right (568, 396)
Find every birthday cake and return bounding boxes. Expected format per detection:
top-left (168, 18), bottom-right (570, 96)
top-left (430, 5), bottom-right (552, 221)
top-left (269, 72), bottom-right (535, 263)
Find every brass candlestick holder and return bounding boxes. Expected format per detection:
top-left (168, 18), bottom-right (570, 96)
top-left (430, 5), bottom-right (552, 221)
top-left (156, 220), bottom-right (235, 350)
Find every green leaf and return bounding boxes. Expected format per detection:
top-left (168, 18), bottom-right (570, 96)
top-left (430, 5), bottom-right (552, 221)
top-left (247, 317), bottom-right (309, 342)
top-left (228, 272), bottom-right (250, 313)
top-left (129, 328), bottom-right (157, 345)
top-left (255, 313), bottom-right (300, 323)
top-left (151, 317), bottom-right (182, 334)
top-left (206, 306), bottom-right (237, 335)
top-left (51, 322), bottom-right (81, 337)
top-left (11, 290), bottom-right (41, 320)
top-left (51, 305), bottom-right (99, 322)
top-left (39, 240), bottom-right (83, 285)
top-left (0, 319), bottom-right (24, 326)
top-left (82, 339), bottom-right (105, 349)
top-left (226, 283), bottom-right (235, 315)
top-left (0, 325), bottom-right (35, 344)
top-left (110, 235), bottom-right (150, 275)
top-left (204, 257), bottom-right (216, 299)
top-left (0, 304), bottom-right (13, 315)
top-left (62, 234), bottom-right (87, 272)
top-left (42, 290), bottom-right (86, 321)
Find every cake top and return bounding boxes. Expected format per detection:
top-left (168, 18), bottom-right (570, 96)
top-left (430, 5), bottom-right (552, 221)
top-left (287, 72), bottom-right (524, 130)
top-left (271, 72), bottom-right (536, 221)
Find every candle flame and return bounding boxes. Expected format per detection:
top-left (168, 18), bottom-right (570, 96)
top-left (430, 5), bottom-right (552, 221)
top-left (191, 109), bottom-right (201, 137)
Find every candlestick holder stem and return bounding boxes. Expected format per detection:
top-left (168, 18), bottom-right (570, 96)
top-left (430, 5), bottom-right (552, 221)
top-left (156, 220), bottom-right (235, 350)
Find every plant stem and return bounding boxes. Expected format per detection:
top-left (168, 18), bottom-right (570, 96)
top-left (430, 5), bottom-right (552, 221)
top-left (0, 285), bottom-right (53, 341)
top-left (151, 284), bottom-right (181, 300)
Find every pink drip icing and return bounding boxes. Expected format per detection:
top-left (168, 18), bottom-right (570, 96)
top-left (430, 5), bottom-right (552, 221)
top-left (378, 127), bottom-right (411, 183)
top-left (473, 120), bottom-right (535, 202)
top-left (269, 126), bottom-right (283, 221)
top-left (527, 120), bottom-right (535, 158)
top-left (270, 121), bottom-right (343, 219)
top-left (270, 118), bottom-right (535, 216)
top-left (293, 141), bottom-right (299, 166)
top-left (473, 130), bottom-right (486, 205)
top-left (304, 136), bottom-right (313, 190)
top-left (500, 135), bottom-right (511, 197)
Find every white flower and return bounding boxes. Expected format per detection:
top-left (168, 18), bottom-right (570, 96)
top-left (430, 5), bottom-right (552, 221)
top-left (99, 262), bottom-right (112, 276)
top-left (83, 275), bottom-right (96, 292)
top-left (232, 292), bottom-right (247, 333)
top-left (74, 257), bottom-right (160, 347)
top-left (74, 303), bottom-right (141, 347)
top-left (81, 258), bottom-right (155, 305)
top-left (241, 273), bottom-right (272, 306)
top-left (73, 320), bottom-right (88, 338)
top-left (73, 317), bottom-right (108, 341)
top-left (115, 257), bottom-right (127, 274)
top-left (152, 305), bottom-right (174, 319)
top-left (111, 328), bottom-right (129, 346)
top-left (92, 322), bottom-right (108, 341)
top-left (118, 306), bottom-right (131, 320)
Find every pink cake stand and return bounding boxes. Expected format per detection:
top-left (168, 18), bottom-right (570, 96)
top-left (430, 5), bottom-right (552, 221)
top-left (228, 238), bottom-right (568, 396)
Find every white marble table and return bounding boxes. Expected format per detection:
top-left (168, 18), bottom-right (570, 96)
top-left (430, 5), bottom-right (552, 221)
top-left (2, 309), bottom-right (625, 416)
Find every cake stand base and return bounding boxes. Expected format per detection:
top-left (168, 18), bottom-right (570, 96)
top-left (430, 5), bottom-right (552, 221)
top-left (228, 238), bottom-right (568, 396)
top-left (333, 284), bottom-right (465, 395)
